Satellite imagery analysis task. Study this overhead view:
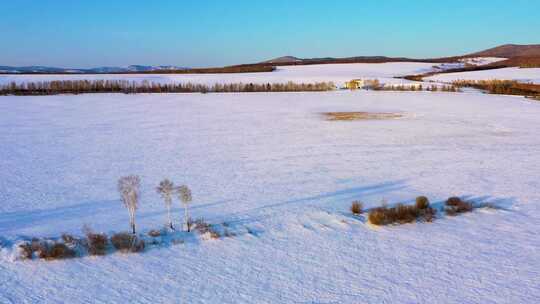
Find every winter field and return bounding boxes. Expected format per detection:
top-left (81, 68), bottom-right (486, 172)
top-left (1, 63), bottom-right (540, 303)
top-left (0, 62), bottom-right (435, 87)
top-left (426, 66), bottom-right (540, 84)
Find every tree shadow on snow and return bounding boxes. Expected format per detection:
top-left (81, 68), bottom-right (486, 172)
top-left (224, 180), bottom-right (408, 226)
top-left (0, 200), bottom-right (117, 234)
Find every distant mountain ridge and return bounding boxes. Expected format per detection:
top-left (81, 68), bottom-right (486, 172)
top-left (2, 44), bottom-right (539, 74)
top-left (466, 44), bottom-right (540, 58)
top-left (0, 65), bottom-right (188, 74)
top-left (263, 56), bottom-right (302, 64)
top-left (255, 44), bottom-right (540, 67)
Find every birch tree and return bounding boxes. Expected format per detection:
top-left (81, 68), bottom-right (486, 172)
top-left (118, 175), bottom-right (141, 234)
top-left (156, 179), bottom-right (175, 230)
top-left (176, 185), bottom-right (192, 232)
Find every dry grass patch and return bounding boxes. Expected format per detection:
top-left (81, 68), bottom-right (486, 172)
top-left (323, 112), bottom-right (404, 121)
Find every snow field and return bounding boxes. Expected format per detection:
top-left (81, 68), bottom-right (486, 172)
top-left (1, 90), bottom-right (540, 303)
top-left (426, 66), bottom-right (540, 84)
top-left (0, 62), bottom-right (436, 87)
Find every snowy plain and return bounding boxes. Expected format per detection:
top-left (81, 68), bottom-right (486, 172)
top-left (426, 66), bottom-right (540, 84)
top-left (434, 57), bottom-right (506, 70)
top-left (1, 62), bottom-right (540, 303)
top-left (0, 62), bottom-right (435, 87)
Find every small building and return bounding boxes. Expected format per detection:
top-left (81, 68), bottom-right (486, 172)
top-left (344, 78), bottom-right (380, 90)
top-left (344, 79), bottom-right (364, 90)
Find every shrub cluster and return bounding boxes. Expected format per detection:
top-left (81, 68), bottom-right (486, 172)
top-left (0, 80), bottom-right (336, 96)
top-left (192, 218), bottom-right (221, 239)
top-left (367, 196), bottom-right (435, 225)
top-left (445, 197), bottom-right (473, 216)
top-left (85, 230), bottom-right (108, 256)
top-left (110, 232), bottom-right (145, 253)
top-left (18, 239), bottom-right (76, 260)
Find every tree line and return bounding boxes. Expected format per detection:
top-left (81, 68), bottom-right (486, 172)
top-left (0, 80), bottom-right (336, 95)
top-left (452, 79), bottom-right (540, 96)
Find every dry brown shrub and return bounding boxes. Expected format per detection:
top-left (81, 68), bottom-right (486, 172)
top-left (20, 239), bottom-right (76, 260)
top-left (350, 201), bottom-right (363, 214)
top-left (368, 207), bottom-right (388, 225)
top-left (110, 232), bottom-right (145, 253)
top-left (193, 218), bottom-right (221, 239)
top-left (368, 202), bottom-right (437, 225)
top-left (86, 232), bottom-right (108, 256)
top-left (18, 242), bottom-right (33, 260)
top-left (445, 197), bottom-right (473, 216)
top-left (148, 229), bottom-right (163, 237)
top-left (46, 243), bottom-right (76, 260)
top-left (30, 239), bottom-right (50, 259)
top-left (415, 196), bottom-right (430, 209)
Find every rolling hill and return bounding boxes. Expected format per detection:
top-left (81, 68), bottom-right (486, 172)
top-left (467, 44), bottom-right (540, 58)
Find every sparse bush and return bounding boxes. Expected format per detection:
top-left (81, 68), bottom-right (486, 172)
top-left (368, 202), bottom-right (436, 225)
top-left (395, 204), bottom-right (419, 223)
top-left (18, 242), bottom-right (33, 260)
top-left (368, 207), bottom-right (388, 225)
top-left (31, 239), bottom-right (50, 259)
top-left (19, 239), bottom-right (76, 260)
top-left (420, 207), bottom-right (437, 222)
top-left (445, 197), bottom-right (473, 216)
top-left (446, 196), bottom-right (462, 206)
top-left (61, 233), bottom-right (77, 245)
top-left (350, 201), bottom-right (363, 214)
top-left (193, 218), bottom-right (220, 239)
top-left (415, 196), bottom-right (430, 209)
top-left (85, 230), bottom-right (108, 256)
top-left (192, 218), bottom-right (210, 233)
top-left (148, 229), bottom-right (163, 237)
top-left (111, 232), bottom-right (145, 253)
top-left (47, 243), bottom-right (76, 260)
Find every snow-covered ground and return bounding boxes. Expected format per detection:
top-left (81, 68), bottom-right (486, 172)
top-left (458, 57), bottom-right (506, 66)
top-left (426, 67), bottom-right (540, 84)
top-left (0, 62), bottom-right (435, 87)
top-left (434, 57), bottom-right (506, 71)
top-left (1, 89), bottom-right (540, 303)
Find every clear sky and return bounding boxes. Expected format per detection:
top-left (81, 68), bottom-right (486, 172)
top-left (1, 0), bottom-right (539, 68)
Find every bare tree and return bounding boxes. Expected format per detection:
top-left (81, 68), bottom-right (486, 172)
top-left (118, 175), bottom-right (141, 234)
top-left (176, 185), bottom-right (192, 232)
top-left (156, 179), bottom-right (175, 230)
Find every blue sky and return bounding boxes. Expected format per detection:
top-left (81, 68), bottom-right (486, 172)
top-left (1, 0), bottom-right (539, 68)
